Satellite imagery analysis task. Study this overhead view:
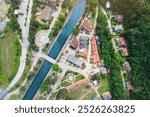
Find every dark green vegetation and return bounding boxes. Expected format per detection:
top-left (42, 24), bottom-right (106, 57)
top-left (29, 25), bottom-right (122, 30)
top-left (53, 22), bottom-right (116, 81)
top-left (28, 0), bottom-right (52, 51)
top-left (109, 0), bottom-right (150, 99)
top-left (96, 9), bottom-right (127, 99)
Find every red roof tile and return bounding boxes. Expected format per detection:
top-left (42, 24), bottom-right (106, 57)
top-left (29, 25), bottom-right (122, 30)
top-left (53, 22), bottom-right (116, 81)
top-left (81, 19), bottom-right (93, 32)
top-left (91, 36), bottom-right (100, 64)
top-left (70, 38), bottom-right (78, 49)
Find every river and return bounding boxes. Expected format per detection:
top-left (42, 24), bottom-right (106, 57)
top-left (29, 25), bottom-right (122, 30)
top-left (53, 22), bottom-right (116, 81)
top-left (23, 0), bottom-right (86, 100)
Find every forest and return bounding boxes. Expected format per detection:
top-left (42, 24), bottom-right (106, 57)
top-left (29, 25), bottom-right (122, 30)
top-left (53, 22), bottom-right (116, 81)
top-left (100, 0), bottom-right (150, 99)
top-left (96, 10), bottom-right (127, 100)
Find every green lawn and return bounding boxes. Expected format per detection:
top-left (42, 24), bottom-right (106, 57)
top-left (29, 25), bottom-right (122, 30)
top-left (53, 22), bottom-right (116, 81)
top-left (98, 78), bottom-right (110, 95)
top-left (0, 28), bottom-right (21, 88)
top-left (68, 85), bottom-right (94, 100)
top-left (60, 81), bottom-right (72, 87)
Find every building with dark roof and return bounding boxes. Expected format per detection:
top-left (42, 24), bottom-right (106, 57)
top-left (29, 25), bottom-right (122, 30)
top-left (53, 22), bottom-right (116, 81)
top-left (70, 38), bottom-right (78, 50)
top-left (67, 54), bottom-right (83, 67)
top-left (79, 36), bottom-right (88, 49)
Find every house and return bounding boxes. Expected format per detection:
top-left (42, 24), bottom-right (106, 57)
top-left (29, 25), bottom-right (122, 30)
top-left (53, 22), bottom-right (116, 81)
top-left (14, 10), bottom-right (24, 15)
top-left (70, 38), bottom-right (78, 50)
top-left (88, 12), bottom-right (93, 19)
top-left (81, 19), bottom-right (93, 33)
top-left (102, 92), bottom-right (112, 100)
top-left (91, 36), bottom-right (100, 64)
top-left (79, 36), bottom-right (89, 49)
top-left (5, 0), bottom-right (11, 4)
top-left (114, 25), bottom-right (123, 33)
top-left (117, 37), bottom-right (126, 46)
top-left (123, 62), bottom-right (131, 72)
top-left (106, 1), bottom-right (111, 9)
top-left (0, 33), bottom-right (5, 39)
top-left (100, 67), bottom-right (107, 74)
top-left (92, 80), bottom-right (98, 87)
top-left (115, 15), bottom-right (123, 23)
top-left (41, 6), bottom-right (52, 22)
top-left (67, 54), bottom-right (83, 67)
top-left (126, 81), bottom-right (133, 90)
top-left (121, 48), bottom-right (128, 56)
top-left (78, 50), bottom-right (88, 58)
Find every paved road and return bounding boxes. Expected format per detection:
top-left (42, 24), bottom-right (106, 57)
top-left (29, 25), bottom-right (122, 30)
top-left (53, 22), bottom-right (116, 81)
top-left (0, 0), bottom-right (33, 99)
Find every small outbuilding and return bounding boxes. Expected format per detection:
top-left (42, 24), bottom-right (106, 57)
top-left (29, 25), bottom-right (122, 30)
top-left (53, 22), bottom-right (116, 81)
top-left (102, 92), bottom-right (112, 100)
top-left (114, 25), bottom-right (123, 33)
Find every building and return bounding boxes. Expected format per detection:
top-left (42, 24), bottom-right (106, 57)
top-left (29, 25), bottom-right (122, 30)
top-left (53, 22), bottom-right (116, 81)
top-left (102, 92), bottom-right (112, 100)
top-left (81, 19), bottom-right (93, 33)
top-left (91, 36), bottom-right (100, 64)
top-left (0, 33), bottom-right (5, 39)
top-left (121, 48), bottom-right (128, 56)
top-left (79, 36), bottom-right (88, 49)
top-left (106, 1), bottom-right (111, 9)
top-left (41, 6), bottom-right (52, 22)
top-left (115, 15), bottom-right (123, 23)
top-left (78, 50), bottom-right (88, 58)
top-left (100, 67), bottom-right (107, 74)
top-left (67, 54), bottom-right (83, 67)
top-left (92, 80), bottom-right (98, 87)
top-left (88, 12), bottom-right (93, 19)
top-left (114, 25), bottom-right (123, 33)
top-left (117, 37), bottom-right (126, 46)
top-left (126, 81), bottom-right (133, 90)
top-left (123, 62), bottom-right (131, 72)
top-left (70, 38), bottom-right (78, 50)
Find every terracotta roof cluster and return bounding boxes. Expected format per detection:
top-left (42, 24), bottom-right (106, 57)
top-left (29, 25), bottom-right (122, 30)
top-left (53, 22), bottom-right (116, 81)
top-left (102, 92), bottom-right (112, 100)
top-left (118, 37), bottom-right (126, 46)
top-left (81, 19), bottom-right (93, 32)
top-left (78, 50), bottom-right (88, 58)
top-left (66, 79), bottom-right (89, 92)
top-left (91, 36), bottom-right (100, 64)
top-left (70, 38), bottom-right (78, 49)
top-left (121, 48), bottom-right (128, 56)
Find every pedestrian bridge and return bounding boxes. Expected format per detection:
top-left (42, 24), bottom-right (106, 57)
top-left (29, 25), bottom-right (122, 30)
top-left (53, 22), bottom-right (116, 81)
top-left (41, 54), bottom-right (56, 64)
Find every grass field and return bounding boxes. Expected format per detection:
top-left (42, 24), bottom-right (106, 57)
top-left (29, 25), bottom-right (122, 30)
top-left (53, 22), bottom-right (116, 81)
top-left (98, 78), bottom-right (110, 95)
top-left (68, 85), bottom-right (96, 100)
top-left (0, 28), bottom-right (21, 89)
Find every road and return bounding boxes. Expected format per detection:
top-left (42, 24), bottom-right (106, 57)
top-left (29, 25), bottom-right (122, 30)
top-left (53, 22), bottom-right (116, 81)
top-left (100, 5), bottom-right (126, 91)
top-left (0, 0), bottom-right (33, 99)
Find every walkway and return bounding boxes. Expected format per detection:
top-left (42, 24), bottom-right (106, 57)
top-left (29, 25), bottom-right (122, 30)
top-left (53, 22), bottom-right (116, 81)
top-left (0, 0), bottom-right (33, 99)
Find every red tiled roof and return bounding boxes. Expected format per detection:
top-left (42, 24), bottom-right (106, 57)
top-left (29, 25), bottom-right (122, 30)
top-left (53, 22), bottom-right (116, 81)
top-left (66, 79), bottom-right (89, 92)
top-left (91, 36), bottom-right (100, 64)
top-left (70, 38), bottom-right (78, 49)
top-left (102, 92), bottom-right (112, 100)
top-left (126, 81), bottom-right (133, 90)
top-left (121, 48), bottom-right (128, 56)
top-left (118, 37), bottom-right (126, 46)
top-left (81, 19), bottom-right (93, 32)
top-left (123, 62), bottom-right (131, 72)
top-left (78, 50), bottom-right (88, 58)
